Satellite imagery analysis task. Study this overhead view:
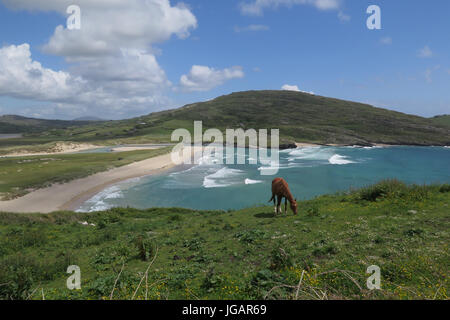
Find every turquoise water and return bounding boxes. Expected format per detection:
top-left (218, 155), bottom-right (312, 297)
top-left (77, 146), bottom-right (450, 212)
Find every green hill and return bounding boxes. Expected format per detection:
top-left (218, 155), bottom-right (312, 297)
top-left (2, 91), bottom-right (449, 146)
top-left (46, 90), bottom-right (450, 146)
top-left (0, 115), bottom-right (102, 134)
top-left (430, 115), bottom-right (450, 128)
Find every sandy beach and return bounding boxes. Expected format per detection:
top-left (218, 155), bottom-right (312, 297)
top-left (110, 145), bottom-right (163, 152)
top-left (0, 142), bottom-right (99, 158)
top-left (0, 146), bottom-right (200, 214)
top-left (0, 142), bottom-right (396, 214)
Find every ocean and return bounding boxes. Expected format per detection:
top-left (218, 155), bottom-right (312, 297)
top-left (76, 146), bottom-right (450, 212)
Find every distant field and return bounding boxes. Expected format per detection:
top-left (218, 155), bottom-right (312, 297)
top-left (0, 180), bottom-right (448, 300)
top-left (0, 134), bottom-right (22, 140)
top-left (0, 147), bottom-right (171, 200)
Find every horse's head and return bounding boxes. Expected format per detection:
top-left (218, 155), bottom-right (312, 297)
top-left (290, 198), bottom-right (298, 215)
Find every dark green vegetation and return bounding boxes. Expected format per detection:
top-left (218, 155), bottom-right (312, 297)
top-left (0, 147), bottom-right (171, 200)
top-left (2, 91), bottom-right (449, 148)
top-left (0, 115), bottom-right (101, 134)
top-left (430, 115), bottom-right (450, 128)
top-left (0, 181), bottom-right (448, 300)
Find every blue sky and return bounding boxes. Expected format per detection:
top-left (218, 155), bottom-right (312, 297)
top-left (0, 0), bottom-right (449, 119)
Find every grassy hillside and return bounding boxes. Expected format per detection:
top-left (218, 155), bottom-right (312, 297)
top-left (0, 147), bottom-right (171, 200)
top-left (0, 180), bottom-right (448, 300)
top-left (0, 115), bottom-right (102, 134)
top-left (6, 91), bottom-right (448, 147)
top-left (430, 115), bottom-right (450, 128)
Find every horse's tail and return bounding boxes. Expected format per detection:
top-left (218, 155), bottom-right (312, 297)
top-left (268, 194), bottom-right (274, 202)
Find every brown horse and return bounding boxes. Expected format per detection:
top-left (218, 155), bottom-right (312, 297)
top-left (269, 177), bottom-right (298, 215)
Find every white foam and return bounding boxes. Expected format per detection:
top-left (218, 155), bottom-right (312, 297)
top-left (362, 146), bottom-right (383, 150)
top-left (328, 154), bottom-right (355, 165)
top-left (245, 178), bottom-right (263, 185)
top-left (287, 147), bottom-right (331, 161)
top-left (76, 185), bottom-right (123, 212)
top-left (203, 167), bottom-right (245, 188)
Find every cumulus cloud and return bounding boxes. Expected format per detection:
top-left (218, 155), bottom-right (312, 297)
top-left (0, 0), bottom-right (198, 118)
top-left (3, 0), bottom-right (197, 58)
top-left (0, 43), bottom-right (172, 118)
top-left (0, 44), bottom-right (82, 102)
top-left (234, 24), bottom-right (270, 32)
top-left (180, 66), bottom-right (244, 92)
top-left (281, 84), bottom-right (314, 94)
top-left (239, 0), bottom-right (341, 16)
top-left (418, 45), bottom-right (433, 58)
top-left (281, 84), bottom-right (300, 91)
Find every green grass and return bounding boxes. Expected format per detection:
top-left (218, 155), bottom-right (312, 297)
top-left (0, 180), bottom-right (448, 300)
top-left (430, 115), bottom-right (450, 128)
top-left (0, 147), bottom-right (172, 200)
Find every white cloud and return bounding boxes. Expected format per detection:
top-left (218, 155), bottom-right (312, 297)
top-left (281, 84), bottom-right (314, 94)
top-left (380, 37), bottom-right (392, 45)
top-left (234, 24), bottom-right (270, 32)
top-left (0, 44), bottom-right (82, 102)
top-left (0, 43), bottom-right (172, 118)
top-left (239, 0), bottom-right (341, 16)
top-left (0, 0), bottom-right (198, 118)
top-left (41, 1), bottom-right (197, 58)
top-left (281, 84), bottom-right (300, 91)
top-left (418, 45), bottom-right (433, 58)
top-left (180, 66), bottom-right (244, 92)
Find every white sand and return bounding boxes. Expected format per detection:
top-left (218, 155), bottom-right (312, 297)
top-left (110, 146), bottom-right (162, 152)
top-left (1, 142), bottom-right (98, 158)
top-left (0, 146), bottom-right (201, 213)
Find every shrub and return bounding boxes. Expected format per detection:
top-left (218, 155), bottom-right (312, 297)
top-left (133, 234), bottom-right (156, 261)
top-left (234, 229), bottom-right (268, 243)
top-left (201, 268), bottom-right (224, 292)
top-left (305, 204), bottom-right (319, 217)
top-left (182, 238), bottom-right (204, 251)
top-left (269, 247), bottom-right (294, 270)
top-left (92, 243), bottom-right (133, 270)
top-left (356, 179), bottom-right (407, 202)
top-left (312, 245), bottom-right (338, 257)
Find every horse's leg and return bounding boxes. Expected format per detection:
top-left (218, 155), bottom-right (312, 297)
top-left (273, 194), bottom-right (277, 214)
top-left (276, 195), bottom-right (282, 214)
top-left (285, 197), bottom-right (287, 214)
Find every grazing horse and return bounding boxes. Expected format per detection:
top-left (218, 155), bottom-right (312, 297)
top-left (269, 177), bottom-right (298, 215)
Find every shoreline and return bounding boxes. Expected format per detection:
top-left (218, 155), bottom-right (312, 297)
top-left (0, 147), bottom-right (200, 214)
top-left (0, 143), bottom-right (446, 214)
